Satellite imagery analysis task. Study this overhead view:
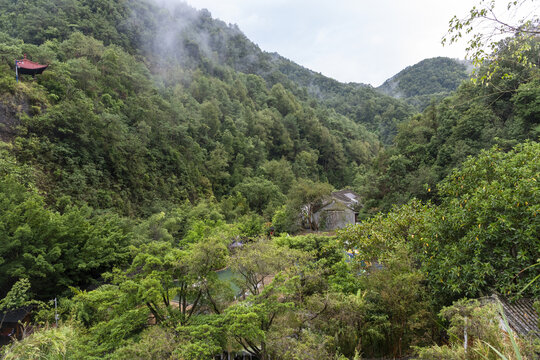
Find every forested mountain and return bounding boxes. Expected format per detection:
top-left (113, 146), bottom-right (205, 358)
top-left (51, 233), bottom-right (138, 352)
top-left (0, 0), bottom-right (539, 359)
top-left (377, 57), bottom-right (471, 110)
top-left (0, 0), bottom-right (415, 143)
top-left (1, 32), bottom-right (380, 215)
top-left (357, 39), bottom-right (540, 216)
top-left (0, 0), bottom-right (422, 216)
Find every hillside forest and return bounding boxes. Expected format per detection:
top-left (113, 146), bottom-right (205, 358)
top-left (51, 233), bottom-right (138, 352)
top-left (0, 0), bottom-right (538, 359)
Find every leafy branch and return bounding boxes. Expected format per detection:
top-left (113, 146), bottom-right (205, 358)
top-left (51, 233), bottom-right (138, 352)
top-left (443, 0), bottom-right (539, 83)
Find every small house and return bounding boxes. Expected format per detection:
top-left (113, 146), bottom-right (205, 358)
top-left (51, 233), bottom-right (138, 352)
top-left (0, 307), bottom-right (32, 344)
top-left (312, 189), bottom-right (361, 230)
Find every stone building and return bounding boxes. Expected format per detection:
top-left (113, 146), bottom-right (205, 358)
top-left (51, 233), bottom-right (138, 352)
top-left (312, 189), bottom-right (360, 230)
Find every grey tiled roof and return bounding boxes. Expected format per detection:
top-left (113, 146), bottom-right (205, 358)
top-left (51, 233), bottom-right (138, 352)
top-left (331, 189), bottom-right (360, 207)
top-left (484, 294), bottom-right (539, 338)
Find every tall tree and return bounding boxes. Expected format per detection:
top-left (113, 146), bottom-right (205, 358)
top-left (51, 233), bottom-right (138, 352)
top-left (286, 180), bottom-right (333, 231)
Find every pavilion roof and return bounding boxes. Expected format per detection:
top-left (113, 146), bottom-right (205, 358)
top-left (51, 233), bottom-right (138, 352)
top-left (16, 55), bottom-right (48, 70)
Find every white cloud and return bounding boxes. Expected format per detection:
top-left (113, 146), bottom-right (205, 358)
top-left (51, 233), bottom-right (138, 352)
top-left (180, 0), bottom-right (524, 85)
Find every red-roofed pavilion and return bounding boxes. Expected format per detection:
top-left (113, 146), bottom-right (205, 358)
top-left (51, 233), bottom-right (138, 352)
top-left (15, 55), bottom-right (48, 81)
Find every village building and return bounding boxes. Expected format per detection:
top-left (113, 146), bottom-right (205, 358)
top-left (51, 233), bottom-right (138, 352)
top-left (0, 307), bottom-right (32, 345)
top-left (311, 189), bottom-right (360, 230)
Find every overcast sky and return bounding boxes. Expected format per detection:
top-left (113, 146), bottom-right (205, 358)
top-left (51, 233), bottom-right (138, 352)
top-left (179, 0), bottom-right (479, 86)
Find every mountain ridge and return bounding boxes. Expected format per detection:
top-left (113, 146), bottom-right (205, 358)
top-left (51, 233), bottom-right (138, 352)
top-left (376, 56), bottom-right (471, 110)
top-left (0, 0), bottom-right (416, 144)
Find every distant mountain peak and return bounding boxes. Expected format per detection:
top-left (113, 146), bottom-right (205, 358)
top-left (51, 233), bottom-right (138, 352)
top-left (376, 57), bottom-right (471, 110)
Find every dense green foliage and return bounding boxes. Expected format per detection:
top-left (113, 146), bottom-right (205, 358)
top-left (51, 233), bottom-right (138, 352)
top-left (341, 142), bottom-right (540, 303)
top-left (358, 38), bottom-right (540, 216)
top-left (0, 151), bottom-right (131, 299)
top-left (0, 0), bottom-right (416, 144)
top-left (0, 30), bottom-right (383, 216)
top-left (0, 0), bottom-right (539, 359)
top-left (274, 56), bottom-right (415, 143)
top-left (425, 142), bottom-right (539, 299)
top-left (377, 57), bottom-right (471, 110)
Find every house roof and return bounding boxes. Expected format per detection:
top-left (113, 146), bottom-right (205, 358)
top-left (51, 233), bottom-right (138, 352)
top-left (0, 307), bottom-right (32, 323)
top-left (16, 55), bottom-right (48, 70)
top-left (15, 55), bottom-right (48, 76)
top-left (329, 189), bottom-right (360, 209)
top-left (483, 294), bottom-right (539, 338)
top-left (229, 241), bottom-right (244, 248)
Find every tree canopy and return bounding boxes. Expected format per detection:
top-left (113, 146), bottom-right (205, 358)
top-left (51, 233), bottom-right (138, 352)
top-left (0, 0), bottom-right (539, 359)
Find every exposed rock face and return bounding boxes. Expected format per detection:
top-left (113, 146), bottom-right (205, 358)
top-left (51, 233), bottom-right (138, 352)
top-left (0, 101), bottom-right (18, 142)
top-left (0, 95), bottom-right (30, 142)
